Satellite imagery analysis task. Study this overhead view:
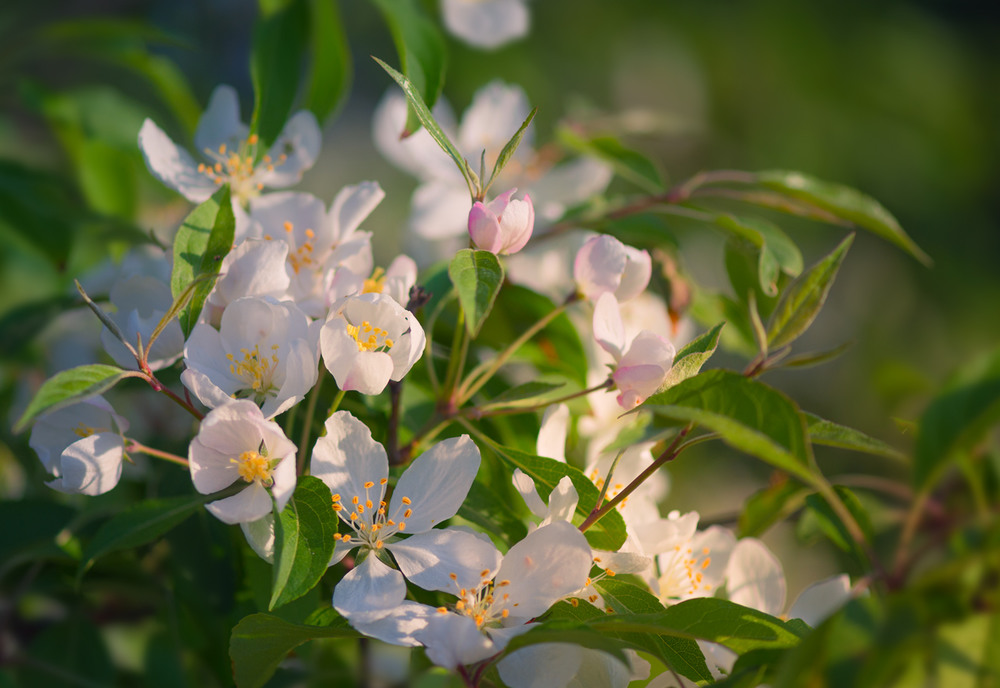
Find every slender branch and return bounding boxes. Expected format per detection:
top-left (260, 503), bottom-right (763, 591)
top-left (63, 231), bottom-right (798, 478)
top-left (465, 378), bottom-right (613, 419)
top-left (125, 438), bottom-right (189, 468)
top-left (892, 485), bottom-right (933, 583)
top-left (139, 365), bottom-right (203, 421)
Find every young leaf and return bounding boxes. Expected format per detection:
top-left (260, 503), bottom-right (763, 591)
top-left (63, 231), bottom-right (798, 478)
top-left (370, 0), bottom-right (446, 137)
top-left (739, 479), bottom-right (809, 538)
top-left (662, 322), bottom-right (725, 388)
top-left (449, 249), bottom-right (505, 338)
top-left (804, 412), bottom-right (905, 462)
top-left (229, 612), bottom-right (359, 688)
top-left (558, 126), bottom-right (664, 192)
top-left (303, 0), bottom-right (351, 124)
top-left (485, 107), bottom-right (537, 194)
top-left (767, 233), bottom-right (853, 351)
top-left (14, 364), bottom-right (132, 433)
top-left (803, 486), bottom-right (874, 567)
top-left (270, 476), bottom-right (337, 610)
top-left (643, 370), bottom-right (814, 483)
top-left (755, 170), bottom-right (931, 266)
top-left (249, 0), bottom-right (308, 150)
top-left (373, 56), bottom-right (477, 195)
top-left (170, 185), bottom-right (236, 336)
top-left (717, 215), bottom-right (802, 298)
top-left (481, 380), bottom-right (566, 410)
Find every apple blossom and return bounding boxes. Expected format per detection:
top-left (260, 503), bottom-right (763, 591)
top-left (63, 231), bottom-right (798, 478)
top-left (310, 411), bottom-right (492, 623)
top-left (468, 188), bottom-right (534, 255)
top-left (29, 396), bottom-right (128, 496)
top-left (182, 296), bottom-right (320, 419)
top-left (326, 254), bottom-right (418, 308)
top-left (188, 400), bottom-right (296, 524)
top-left (204, 239), bottom-right (291, 326)
top-left (138, 84), bottom-right (320, 205)
top-left (440, 0), bottom-right (530, 50)
top-left (574, 234), bottom-right (652, 302)
top-left (320, 292), bottom-right (425, 395)
top-left (593, 292), bottom-right (675, 408)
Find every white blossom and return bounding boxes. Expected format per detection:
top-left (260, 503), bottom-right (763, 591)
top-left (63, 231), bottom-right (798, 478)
top-left (441, 0), bottom-right (530, 50)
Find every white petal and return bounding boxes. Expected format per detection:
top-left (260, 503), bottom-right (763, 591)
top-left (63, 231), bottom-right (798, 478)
top-left (333, 554), bottom-right (407, 623)
top-left (349, 600), bottom-right (437, 647)
top-left (372, 89), bottom-right (457, 181)
top-left (616, 247), bottom-right (652, 302)
top-left (48, 433), bottom-right (123, 496)
top-left (388, 309), bottom-right (425, 382)
top-left (574, 235), bottom-right (626, 301)
top-left (206, 481), bottom-right (273, 524)
top-left (241, 513), bottom-right (276, 562)
top-left (194, 85), bottom-right (247, 154)
top-left (590, 549), bottom-right (651, 576)
top-left (311, 411), bottom-right (388, 512)
top-left (593, 292), bottom-right (626, 360)
top-left (421, 613), bottom-right (496, 668)
top-left (390, 528), bottom-right (501, 592)
top-left (545, 476), bottom-right (579, 525)
top-left (390, 435), bottom-right (480, 533)
top-left (786, 574), bottom-right (852, 627)
top-left (512, 468), bottom-right (547, 519)
top-left (459, 81), bottom-right (533, 158)
top-left (497, 643), bottom-right (582, 688)
top-left (726, 538), bottom-right (786, 617)
top-left (441, 0), bottom-right (530, 50)
top-left (138, 119), bottom-right (218, 202)
top-left (328, 181), bottom-right (385, 244)
top-left (537, 404), bottom-right (569, 462)
top-left (259, 110), bottom-right (322, 188)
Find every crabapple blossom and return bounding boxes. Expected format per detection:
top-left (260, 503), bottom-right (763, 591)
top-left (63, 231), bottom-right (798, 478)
top-left (574, 234), bottom-right (652, 302)
top-left (468, 188), bottom-right (534, 255)
top-left (310, 411), bottom-right (491, 623)
top-left (320, 292), bottom-right (425, 395)
top-left (497, 644), bottom-right (650, 688)
top-left (204, 238), bottom-right (291, 326)
top-left (100, 274), bottom-right (185, 371)
top-left (593, 292), bottom-right (675, 408)
top-left (29, 396), bottom-right (128, 496)
top-left (182, 296), bottom-right (320, 419)
top-left (138, 84), bottom-right (320, 205)
top-left (440, 0), bottom-right (530, 50)
top-left (188, 400), bottom-right (296, 524)
top-left (326, 254), bottom-right (418, 308)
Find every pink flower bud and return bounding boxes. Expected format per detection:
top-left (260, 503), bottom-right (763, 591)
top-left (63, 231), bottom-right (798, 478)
top-left (573, 234), bottom-right (651, 302)
top-left (468, 188), bottom-right (535, 255)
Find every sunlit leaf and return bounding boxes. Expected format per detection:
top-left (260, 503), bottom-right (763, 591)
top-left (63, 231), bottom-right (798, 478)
top-left (449, 249), bottom-right (504, 338)
top-left (14, 364), bottom-right (131, 433)
top-left (663, 322), bottom-right (725, 388)
top-left (270, 476), bottom-right (337, 610)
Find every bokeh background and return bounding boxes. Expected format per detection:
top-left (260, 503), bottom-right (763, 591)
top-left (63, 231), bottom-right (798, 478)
top-left (1, 0), bottom-right (998, 682)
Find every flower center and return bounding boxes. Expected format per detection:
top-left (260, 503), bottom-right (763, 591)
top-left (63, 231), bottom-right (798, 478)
top-left (234, 450), bottom-right (272, 484)
top-left (589, 468), bottom-right (629, 511)
top-left (195, 136), bottom-right (287, 202)
top-left (657, 544), bottom-right (712, 601)
top-left (345, 320), bottom-right (394, 353)
top-left (227, 344), bottom-right (280, 402)
top-left (73, 422), bottom-right (99, 438)
top-left (362, 267), bottom-right (386, 294)
top-left (331, 478), bottom-right (412, 551)
top-left (437, 570), bottom-right (511, 629)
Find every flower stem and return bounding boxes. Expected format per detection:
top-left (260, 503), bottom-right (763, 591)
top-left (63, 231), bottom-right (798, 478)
top-left (125, 438), bottom-right (189, 468)
top-left (442, 308), bottom-right (470, 406)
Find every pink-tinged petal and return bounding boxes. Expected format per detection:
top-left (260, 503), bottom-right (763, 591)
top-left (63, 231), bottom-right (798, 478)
top-left (329, 181), bottom-right (385, 243)
top-left (468, 201), bottom-right (504, 254)
top-left (194, 85), bottom-right (247, 154)
top-left (333, 554), bottom-right (406, 623)
top-left (390, 528), bottom-right (501, 592)
top-left (494, 521), bottom-right (592, 619)
top-left (206, 481), bottom-right (273, 524)
top-left (619, 330), bottom-right (675, 371)
top-left (536, 404), bottom-right (569, 462)
top-left (485, 187), bottom-right (516, 216)
top-left (47, 433), bottom-right (123, 496)
top-left (350, 600), bottom-right (437, 647)
top-left (574, 235), bottom-right (626, 300)
top-left (138, 119), bottom-right (218, 203)
top-left (593, 292), bottom-right (626, 360)
top-left (616, 247), bottom-right (652, 302)
top-left (513, 468), bottom-right (548, 519)
top-left (389, 435), bottom-right (480, 532)
top-left (726, 538), bottom-right (786, 617)
top-left (613, 363), bottom-right (667, 408)
top-left (422, 613), bottom-right (497, 669)
top-left (311, 411), bottom-right (388, 511)
top-left (497, 643), bottom-right (582, 688)
top-left (786, 574), bottom-right (852, 627)
top-left (441, 0), bottom-right (530, 50)
top-left (499, 195), bottom-right (534, 255)
top-left (259, 110), bottom-right (322, 188)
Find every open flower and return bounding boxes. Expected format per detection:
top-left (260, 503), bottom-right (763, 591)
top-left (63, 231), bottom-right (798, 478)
top-left (468, 188), bottom-right (534, 255)
top-left (320, 293), bottom-right (425, 395)
top-left (139, 84), bottom-right (320, 205)
top-left (310, 411), bottom-right (491, 623)
top-left (188, 400), bottom-right (296, 524)
top-left (574, 234), bottom-right (652, 302)
top-left (29, 396), bottom-right (128, 496)
top-left (204, 239), bottom-right (291, 326)
top-left (440, 0), bottom-right (530, 50)
top-left (593, 293), bottom-right (675, 408)
top-left (182, 297), bottom-right (320, 419)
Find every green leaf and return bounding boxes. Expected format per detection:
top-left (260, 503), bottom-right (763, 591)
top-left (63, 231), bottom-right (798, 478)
top-left (458, 479), bottom-right (529, 544)
top-left (14, 364), bottom-right (130, 433)
top-left (558, 126), bottom-right (664, 192)
top-left (481, 380), bottom-right (566, 409)
top-left (486, 107), bottom-right (537, 194)
top-left (644, 370), bottom-right (814, 482)
top-left (777, 342), bottom-right (853, 370)
top-left (502, 617), bottom-right (632, 664)
top-left (370, 0), bottom-right (446, 139)
top-left (303, 0), bottom-right (351, 123)
top-left (914, 348), bottom-right (1000, 490)
top-left (0, 160), bottom-right (79, 265)
top-left (739, 479), bottom-right (809, 538)
top-left (717, 215), bottom-right (802, 297)
top-left (596, 579), bottom-right (712, 682)
top-left (79, 493), bottom-right (217, 574)
top-left (249, 0), bottom-right (308, 150)
top-left (270, 476), bottom-right (337, 610)
top-left (484, 442), bottom-right (627, 551)
top-left (170, 185), bottom-right (236, 336)
top-left (756, 170), bottom-right (931, 266)
top-left (805, 412), bottom-right (905, 461)
top-left (229, 612), bottom-right (359, 688)
top-left (0, 295), bottom-right (78, 361)
top-left (803, 486), bottom-right (873, 566)
top-left (448, 249), bottom-right (504, 338)
top-left (767, 233), bottom-right (853, 350)
top-left (663, 322), bottom-right (725, 389)
top-left (76, 139), bottom-right (137, 219)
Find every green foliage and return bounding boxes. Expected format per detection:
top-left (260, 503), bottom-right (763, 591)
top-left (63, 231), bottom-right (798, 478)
top-left (270, 476), bottom-right (338, 610)
top-left (739, 479), bottom-right (808, 538)
top-left (805, 412), bottom-right (905, 461)
top-left (169, 185), bottom-right (236, 336)
top-left (558, 126), bottom-right (664, 192)
top-left (486, 106), bottom-right (537, 195)
top-left (717, 214), bottom-right (802, 298)
top-left (804, 486), bottom-right (874, 568)
top-left (250, 0), bottom-right (309, 150)
top-left (662, 321), bottom-right (724, 388)
top-left (303, 0), bottom-right (351, 124)
top-left (14, 363), bottom-right (130, 433)
top-left (448, 249), bottom-right (505, 338)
